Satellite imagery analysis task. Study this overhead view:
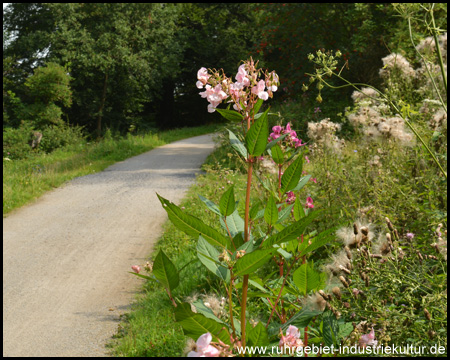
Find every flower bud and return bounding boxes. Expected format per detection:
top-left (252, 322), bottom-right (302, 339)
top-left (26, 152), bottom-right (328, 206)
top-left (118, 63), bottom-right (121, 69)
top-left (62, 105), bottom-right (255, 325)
top-left (131, 265), bottom-right (141, 274)
top-left (424, 308), bottom-right (431, 321)
top-left (353, 223), bottom-right (359, 235)
top-left (332, 287), bottom-right (342, 300)
top-left (339, 276), bottom-right (349, 288)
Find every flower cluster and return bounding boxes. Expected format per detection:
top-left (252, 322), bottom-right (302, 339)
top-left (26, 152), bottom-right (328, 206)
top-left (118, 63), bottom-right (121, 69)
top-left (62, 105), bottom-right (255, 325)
top-left (358, 328), bottom-right (378, 348)
top-left (187, 333), bottom-right (220, 357)
top-left (305, 196), bottom-right (314, 209)
top-left (379, 53), bottom-right (416, 79)
top-left (196, 59), bottom-right (280, 114)
top-left (279, 325), bottom-right (304, 352)
top-left (269, 122), bottom-right (305, 148)
top-left (347, 88), bottom-right (415, 145)
top-left (307, 118), bottom-right (345, 153)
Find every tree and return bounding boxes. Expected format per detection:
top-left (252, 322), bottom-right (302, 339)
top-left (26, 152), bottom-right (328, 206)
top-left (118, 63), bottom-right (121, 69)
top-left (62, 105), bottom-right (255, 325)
top-left (47, 3), bottom-right (182, 136)
top-left (23, 62), bottom-right (72, 128)
top-left (154, 3), bottom-right (262, 129)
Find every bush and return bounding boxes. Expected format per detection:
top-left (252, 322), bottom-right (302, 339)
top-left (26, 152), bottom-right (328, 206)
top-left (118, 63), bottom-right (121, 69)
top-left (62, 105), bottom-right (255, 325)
top-left (39, 123), bottom-right (86, 153)
top-left (3, 122), bottom-right (35, 159)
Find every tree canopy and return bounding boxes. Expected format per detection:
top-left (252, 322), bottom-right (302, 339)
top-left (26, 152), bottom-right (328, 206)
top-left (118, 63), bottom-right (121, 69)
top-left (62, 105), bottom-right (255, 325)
top-left (3, 3), bottom-right (447, 136)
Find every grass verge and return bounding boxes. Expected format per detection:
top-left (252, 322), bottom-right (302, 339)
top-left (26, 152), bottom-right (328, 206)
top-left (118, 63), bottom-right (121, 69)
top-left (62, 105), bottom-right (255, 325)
top-left (3, 124), bottom-right (219, 216)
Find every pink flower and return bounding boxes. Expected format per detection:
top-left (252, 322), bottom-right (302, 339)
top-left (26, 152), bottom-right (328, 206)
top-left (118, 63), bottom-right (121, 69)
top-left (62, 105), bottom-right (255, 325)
top-left (406, 232), bottom-right (415, 240)
top-left (188, 333), bottom-right (220, 357)
top-left (272, 125), bottom-right (282, 134)
top-left (235, 64), bottom-right (250, 87)
top-left (305, 156), bottom-right (310, 163)
top-left (286, 191), bottom-right (296, 204)
top-left (131, 265), bottom-right (141, 274)
top-left (279, 325), bottom-right (303, 351)
top-left (268, 132), bottom-right (281, 141)
top-left (292, 137), bottom-right (305, 148)
top-left (359, 328), bottom-right (378, 348)
top-left (196, 67), bottom-right (210, 89)
top-left (310, 177), bottom-right (317, 183)
top-left (251, 79), bottom-right (269, 100)
top-left (200, 84), bottom-right (227, 113)
top-left (305, 197), bottom-right (314, 209)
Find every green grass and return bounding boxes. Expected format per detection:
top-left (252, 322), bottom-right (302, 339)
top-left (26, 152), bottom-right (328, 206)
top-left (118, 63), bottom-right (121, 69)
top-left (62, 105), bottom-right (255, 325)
top-left (3, 124), bottom-right (220, 216)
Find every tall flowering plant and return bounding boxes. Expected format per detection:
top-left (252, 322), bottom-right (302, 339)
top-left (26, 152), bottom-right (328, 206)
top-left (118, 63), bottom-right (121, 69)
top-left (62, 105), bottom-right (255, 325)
top-left (133, 59), bottom-right (343, 356)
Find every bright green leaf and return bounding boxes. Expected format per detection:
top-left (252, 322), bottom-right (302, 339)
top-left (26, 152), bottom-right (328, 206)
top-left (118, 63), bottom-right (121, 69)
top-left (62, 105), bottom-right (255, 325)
top-left (264, 194), bottom-right (278, 226)
top-left (228, 129), bottom-right (248, 158)
top-left (219, 186), bottom-right (235, 217)
top-left (216, 108), bottom-right (244, 122)
top-left (234, 248), bottom-right (277, 276)
top-left (245, 107), bottom-right (269, 156)
top-left (157, 194), bottom-right (231, 249)
top-left (281, 154), bottom-right (303, 194)
top-left (152, 249), bottom-right (179, 292)
top-left (197, 236), bottom-right (230, 283)
top-left (175, 303), bottom-right (231, 345)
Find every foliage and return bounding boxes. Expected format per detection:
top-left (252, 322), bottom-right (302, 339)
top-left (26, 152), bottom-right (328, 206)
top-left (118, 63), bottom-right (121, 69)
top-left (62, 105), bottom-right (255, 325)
top-left (3, 3), bottom-right (261, 135)
top-left (129, 59), bottom-right (342, 356)
top-left (38, 123), bottom-right (85, 154)
top-left (22, 62), bottom-right (72, 127)
top-left (3, 121), bottom-right (35, 160)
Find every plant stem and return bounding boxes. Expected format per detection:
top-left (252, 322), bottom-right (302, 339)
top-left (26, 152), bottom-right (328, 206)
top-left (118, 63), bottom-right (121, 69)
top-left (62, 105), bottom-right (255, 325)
top-left (407, 17), bottom-right (447, 112)
top-left (266, 255), bottom-right (300, 327)
top-left (430, 4), bottom-right (447, 96)
top-left (227, 276), bottom-right (236, 338)
top-left (241, 150), bottom-right (254, 349)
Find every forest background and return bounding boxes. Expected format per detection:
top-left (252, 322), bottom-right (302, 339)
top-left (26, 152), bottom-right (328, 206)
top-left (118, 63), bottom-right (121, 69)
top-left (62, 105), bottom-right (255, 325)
top-left (4, 3), bottom-right (445, 142)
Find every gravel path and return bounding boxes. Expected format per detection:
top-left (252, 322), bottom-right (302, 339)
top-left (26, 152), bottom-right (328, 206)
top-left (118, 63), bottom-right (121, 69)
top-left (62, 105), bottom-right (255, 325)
top-left (3, 134), bottom-right (216, 357)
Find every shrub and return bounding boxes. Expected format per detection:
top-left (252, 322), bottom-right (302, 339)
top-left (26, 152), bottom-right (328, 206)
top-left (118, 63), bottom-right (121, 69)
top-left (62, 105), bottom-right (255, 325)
top-left (3, 121), bottom-right (35, 159)
top-left (39, 123), bottom-right (86, 153)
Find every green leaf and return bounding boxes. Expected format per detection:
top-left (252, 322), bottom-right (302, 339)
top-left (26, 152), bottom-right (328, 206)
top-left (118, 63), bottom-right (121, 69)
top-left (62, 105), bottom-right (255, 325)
top-left (248, 321), bottom-right (270, 347)
top-left (249, 202), bottom-right (261, 220)
top-left (216, 108), bottom-right (244, 122)
top-left (276, 203), bottom-right (294, 224)
top-left (220, 209), bottom-right (244, 240)
top-left (192, 299), bottom-right (227, 325)
top-left (152, 249), bottom-right (179, 292)
top-left (228, 129), bottom-right (248, 158)
top-left (157, 194), bottom-right (231, 249)
top-left (301, 227), bottom-right (337, 256)
top-left (293, 175), bottom-right (311, 191)
top-left (281, 153), bottom-right (303, 193)
top-left (264, 194), bottom-right (278, 226)
top-left (263, 210), bottom-right (323, 248)
top-left (293, 196), bottom-right (305, 221)
top-left (283, 308), bottom-right (323, 330)
top-left (245, 107), bottom-right (269, 156)
top-left (234, 248), bottom-right (277, 276)
top-left (270, 143), bottom-right (284, 165)
top-left (175, 303), bottom-right (231, 345)
top-left (198, 194), bottom-right (222, 216)
top-left (322, 311), bottom-right (339, 347)
top-left (252, 98), bottom-right (264, 116)
top-left (292, 263), bottom-right (322, 295)
top-left (128, 272), bottom-right (159, 284)
top-left (219, 186), bottom-right (235, 217)
top-left (197, 236), bottom-right (230, 283)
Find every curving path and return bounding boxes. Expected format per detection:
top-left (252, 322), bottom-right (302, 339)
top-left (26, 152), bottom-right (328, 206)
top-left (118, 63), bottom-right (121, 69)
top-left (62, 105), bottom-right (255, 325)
top-left (3, 134), bottom-right (216, 357)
